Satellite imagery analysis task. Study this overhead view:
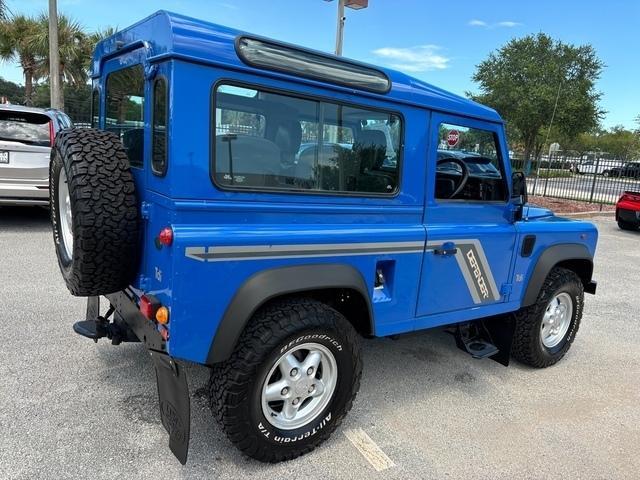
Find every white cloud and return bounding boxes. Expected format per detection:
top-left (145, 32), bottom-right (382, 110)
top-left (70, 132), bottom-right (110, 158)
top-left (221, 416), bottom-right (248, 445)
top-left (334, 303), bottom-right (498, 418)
top-left (469, 19), bottom-right (523, 28)
top-left (468, 19), bottom-right (488, 27)
top-left (372, 45), bottom-right (450, 72)
top-left (497, 21), bottom-right (522, 27)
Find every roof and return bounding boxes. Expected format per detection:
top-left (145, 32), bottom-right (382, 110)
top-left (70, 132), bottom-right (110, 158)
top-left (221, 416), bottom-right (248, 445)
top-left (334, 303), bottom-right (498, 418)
top-left (92, 10), bottom-right (502, 123)
top-left (0, 104), bottom-right (61, 117)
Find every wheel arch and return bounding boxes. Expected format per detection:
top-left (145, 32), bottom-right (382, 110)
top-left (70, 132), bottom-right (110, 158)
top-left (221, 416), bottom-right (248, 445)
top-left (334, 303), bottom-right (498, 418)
top-left (206, 264), bottom-right (373, 364)
top-left (522, 243), bottom-right (594, 307)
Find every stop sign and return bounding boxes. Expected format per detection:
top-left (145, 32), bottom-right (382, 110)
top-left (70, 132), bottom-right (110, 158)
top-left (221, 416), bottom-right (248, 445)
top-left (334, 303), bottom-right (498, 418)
top-left (447, 130), bottom-right (460, 147)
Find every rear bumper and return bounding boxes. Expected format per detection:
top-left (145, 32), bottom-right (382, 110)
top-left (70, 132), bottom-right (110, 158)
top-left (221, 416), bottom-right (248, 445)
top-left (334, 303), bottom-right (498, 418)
top-left (616, 208), bottom-right (640, 224)
top-left (0, 182), bottom-right (49, 205)
top-left (105, 290), bottom-right (166, 352)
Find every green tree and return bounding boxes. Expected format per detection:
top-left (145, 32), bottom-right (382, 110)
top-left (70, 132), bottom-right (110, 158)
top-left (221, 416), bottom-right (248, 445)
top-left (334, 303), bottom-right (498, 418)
top-left (29, 13), bottom-right (91, 109)
top-left (0, 15), bottom-right (40, 105)
top-left (595, 126), bottom-right (640, 161)
top-left (470, 33), bottom-right (604, 171)
top-left (0, 76), bottom-right (25, 103)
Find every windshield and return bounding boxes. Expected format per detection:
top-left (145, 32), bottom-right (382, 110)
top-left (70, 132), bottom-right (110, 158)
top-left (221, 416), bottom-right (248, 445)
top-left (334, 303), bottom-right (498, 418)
top-left (0, 110), bottom-right (51, 147)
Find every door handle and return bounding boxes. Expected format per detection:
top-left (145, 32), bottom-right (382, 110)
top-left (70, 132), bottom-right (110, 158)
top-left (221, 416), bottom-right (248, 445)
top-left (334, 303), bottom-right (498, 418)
top-left (433, 241), bottom-right (457, 256)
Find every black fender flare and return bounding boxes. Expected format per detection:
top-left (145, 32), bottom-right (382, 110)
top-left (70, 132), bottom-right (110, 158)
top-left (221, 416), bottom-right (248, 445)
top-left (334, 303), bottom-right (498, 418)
top-left (522, 243), bottom-right (594, 307)
top-left (206, 264), bottom-right (372, 364)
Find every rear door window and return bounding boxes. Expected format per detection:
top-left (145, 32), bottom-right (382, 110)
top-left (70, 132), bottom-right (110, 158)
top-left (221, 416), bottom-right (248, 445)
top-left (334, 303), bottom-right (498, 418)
top-left (151, 78), bottom-right (168, 175)
top-left (105, 64), bottom-right (145, 167)
top-left (0, 110), bottom-right (51, 147)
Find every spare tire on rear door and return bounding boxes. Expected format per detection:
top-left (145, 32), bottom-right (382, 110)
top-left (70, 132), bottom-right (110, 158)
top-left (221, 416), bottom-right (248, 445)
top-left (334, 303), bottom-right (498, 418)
top-left (50, 129), bottom-right (140, 296)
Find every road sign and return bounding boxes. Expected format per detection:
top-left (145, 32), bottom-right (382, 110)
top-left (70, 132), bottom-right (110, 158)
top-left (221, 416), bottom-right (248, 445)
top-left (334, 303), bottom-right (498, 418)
top-left (447, 130), bottom-right (460, 147)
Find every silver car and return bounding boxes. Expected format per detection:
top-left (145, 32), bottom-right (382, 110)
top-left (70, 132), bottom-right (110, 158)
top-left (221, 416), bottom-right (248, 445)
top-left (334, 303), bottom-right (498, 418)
top-left (0, 105), bottom-right (72, 205)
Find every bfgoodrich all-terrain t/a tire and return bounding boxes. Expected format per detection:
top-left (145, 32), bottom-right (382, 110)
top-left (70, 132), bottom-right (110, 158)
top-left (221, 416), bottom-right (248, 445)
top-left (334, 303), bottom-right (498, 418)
top-left (511, 267), bottom-right (584, 368)
top-left (50, 129), bottom-right (139, 296)
top-left (209, 298), bottom-right (362, 463)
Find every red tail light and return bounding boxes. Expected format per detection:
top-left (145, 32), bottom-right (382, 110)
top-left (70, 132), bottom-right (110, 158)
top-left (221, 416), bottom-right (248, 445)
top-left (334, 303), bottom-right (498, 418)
top-left (49, 121), bottom-right (55, 147)
top-left (140, 294), bottom-right (160, 320)
top-left (158, 227), bottom-right (173, 246)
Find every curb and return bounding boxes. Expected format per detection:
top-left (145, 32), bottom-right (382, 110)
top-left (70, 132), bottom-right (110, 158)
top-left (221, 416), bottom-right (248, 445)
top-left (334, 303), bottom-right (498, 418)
top-left (559, 211), bottom-right (615, 218)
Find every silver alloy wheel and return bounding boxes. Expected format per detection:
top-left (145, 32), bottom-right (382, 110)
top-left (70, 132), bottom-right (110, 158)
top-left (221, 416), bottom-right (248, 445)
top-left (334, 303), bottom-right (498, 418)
top-left (541, 292), bottom-right (573, 348)
top-left (261, 342), bottom-right (338, 430)
top-left (58, 168), bottom-right (73, 260)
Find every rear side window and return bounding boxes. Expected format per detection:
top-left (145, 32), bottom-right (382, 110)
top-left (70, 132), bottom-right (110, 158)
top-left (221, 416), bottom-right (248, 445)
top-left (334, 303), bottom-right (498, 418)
top-left (212, 83), bottom-right (401, 195)
top-left (105, 64), bottom-right (144, 167)
top-left (152, 78), bottom-right (168, 175)
top-left (0, 110), bottom-right (51, 147)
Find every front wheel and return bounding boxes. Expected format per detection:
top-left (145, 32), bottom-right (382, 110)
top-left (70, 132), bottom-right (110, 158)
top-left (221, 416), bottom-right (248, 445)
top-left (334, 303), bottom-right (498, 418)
top-left (209, 298), bottom-right (362, 462)
top-left (511, 267), bottom-right (584, 368)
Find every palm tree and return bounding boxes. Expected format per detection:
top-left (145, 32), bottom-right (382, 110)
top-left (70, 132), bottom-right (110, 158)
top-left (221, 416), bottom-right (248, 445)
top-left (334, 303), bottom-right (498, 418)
top-left (30, 13), bottom-right (90, 109)
top-left (0, 1), bottom-right (8, 21)
top-left (0, 15), bottom-right (40, 106)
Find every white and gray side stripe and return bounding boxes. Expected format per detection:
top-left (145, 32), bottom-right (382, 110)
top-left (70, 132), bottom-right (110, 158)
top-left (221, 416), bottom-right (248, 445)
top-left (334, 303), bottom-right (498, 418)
top-left (185, 241), bottom-right (424, 262)
top-left (427, 238), bottom-right (501, 304)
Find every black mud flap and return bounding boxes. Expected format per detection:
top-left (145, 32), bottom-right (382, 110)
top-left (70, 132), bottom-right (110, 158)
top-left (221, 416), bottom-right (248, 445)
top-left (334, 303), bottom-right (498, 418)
top-left (150, 351), bottom-right (191, 465)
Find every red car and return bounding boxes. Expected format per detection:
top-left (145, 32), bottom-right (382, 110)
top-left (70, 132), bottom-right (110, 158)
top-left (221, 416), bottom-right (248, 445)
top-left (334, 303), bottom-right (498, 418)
top-left (616, 191), bottom-right (640, 230)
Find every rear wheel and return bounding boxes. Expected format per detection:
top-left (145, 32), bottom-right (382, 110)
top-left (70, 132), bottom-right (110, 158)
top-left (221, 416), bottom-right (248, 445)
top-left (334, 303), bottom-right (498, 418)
top-left (511, 267), bottom-right (584, 368)
top-left (50, 129), bottom-right (139, 296)
top-left (617, 219), bottom-right (639, 231)
top-left (209, 297), bottom-right (362, 462)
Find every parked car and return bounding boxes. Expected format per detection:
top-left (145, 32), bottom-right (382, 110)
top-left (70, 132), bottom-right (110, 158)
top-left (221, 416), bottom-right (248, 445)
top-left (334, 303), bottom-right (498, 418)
top-left (615, 191), bottom-right (640, 230)
top-left (50, 11), bottom-right (598, 465)
top-left (606, 162), bottom-right (640, 178)
top-left (575, 159), bottom-right (622, 176)
top-left (0, 105), bottom-right (72, 205)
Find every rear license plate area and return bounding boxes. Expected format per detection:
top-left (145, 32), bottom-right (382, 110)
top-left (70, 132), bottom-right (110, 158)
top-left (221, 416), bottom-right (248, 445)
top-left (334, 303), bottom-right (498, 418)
top-left (0, 151), bottom-right (8, 164)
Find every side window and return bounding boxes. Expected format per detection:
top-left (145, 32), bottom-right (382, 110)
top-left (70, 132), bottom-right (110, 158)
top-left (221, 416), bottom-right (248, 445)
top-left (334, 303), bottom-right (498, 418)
top-left (91, 89), bottom-right (99, 128)
top-left (105, 64), bottom-right (144, 167)
top-left (152, 78), bottom-right (168, 175)
top-left (212, 83), bottom-right (401, 195)
top-left (435, 123), bottom-right (507, 202)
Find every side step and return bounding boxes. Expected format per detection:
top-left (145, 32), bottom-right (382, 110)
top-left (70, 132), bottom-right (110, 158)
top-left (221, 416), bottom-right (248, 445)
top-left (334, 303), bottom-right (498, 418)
top-left (73, 296), bottom-right (139, 345)
top-left (452, 316), bottom-right (515, 366)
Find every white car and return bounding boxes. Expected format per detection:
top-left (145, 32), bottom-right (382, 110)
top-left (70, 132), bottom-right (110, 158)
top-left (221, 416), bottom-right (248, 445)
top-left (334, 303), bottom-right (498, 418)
top-left (0, 105), bottom-right (72, 205)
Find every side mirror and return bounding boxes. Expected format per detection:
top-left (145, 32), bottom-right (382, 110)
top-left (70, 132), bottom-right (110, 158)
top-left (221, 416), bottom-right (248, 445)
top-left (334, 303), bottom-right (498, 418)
top-left (511, 171), bottom-right (527, 204)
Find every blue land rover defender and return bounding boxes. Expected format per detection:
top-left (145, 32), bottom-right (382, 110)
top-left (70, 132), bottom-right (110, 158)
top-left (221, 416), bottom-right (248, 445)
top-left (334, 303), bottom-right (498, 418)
top-left (49, 11), bottom-right (598, 464)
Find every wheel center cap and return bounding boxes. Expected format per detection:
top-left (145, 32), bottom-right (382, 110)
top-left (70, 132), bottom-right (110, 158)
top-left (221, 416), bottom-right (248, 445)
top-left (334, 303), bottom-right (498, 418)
top-left (294, 381), bottom-right (309, 396)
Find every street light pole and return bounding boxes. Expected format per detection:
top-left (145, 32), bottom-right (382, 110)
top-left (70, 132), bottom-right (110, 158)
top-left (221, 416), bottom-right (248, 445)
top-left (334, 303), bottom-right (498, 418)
top-left (334, 0), bottom-right (345, 56)
top-left (324, 0), bottom-right (368, 56)
top-left (48, 0), bottom-right (63, 110)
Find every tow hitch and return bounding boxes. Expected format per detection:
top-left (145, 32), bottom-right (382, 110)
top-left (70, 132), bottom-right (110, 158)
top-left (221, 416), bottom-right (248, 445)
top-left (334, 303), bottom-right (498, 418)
top-left (73, 293), bottom-right (191, 464)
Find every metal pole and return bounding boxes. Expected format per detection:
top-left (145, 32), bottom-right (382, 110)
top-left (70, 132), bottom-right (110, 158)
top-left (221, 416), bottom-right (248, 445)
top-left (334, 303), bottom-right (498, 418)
top-left (335, 0), bottom-right (345, 56)
top-left (48, 0), bottom-right (63, 110)
top-left (588, 153), bottom-right (600, 203)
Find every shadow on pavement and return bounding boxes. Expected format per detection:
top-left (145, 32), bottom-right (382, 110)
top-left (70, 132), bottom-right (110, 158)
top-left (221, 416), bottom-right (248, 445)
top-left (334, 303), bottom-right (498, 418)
top-left (0, 205), bottom-right (51, 232)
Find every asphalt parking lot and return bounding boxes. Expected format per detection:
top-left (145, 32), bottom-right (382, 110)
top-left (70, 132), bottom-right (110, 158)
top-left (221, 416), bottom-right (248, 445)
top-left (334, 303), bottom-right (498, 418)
top-left (1, 208), bottom-right (638, 480)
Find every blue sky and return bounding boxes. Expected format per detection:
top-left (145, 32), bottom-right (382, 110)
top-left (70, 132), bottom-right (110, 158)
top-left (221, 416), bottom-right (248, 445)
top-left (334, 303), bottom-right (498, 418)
top-left (3, 0), bottom-right (639, 129)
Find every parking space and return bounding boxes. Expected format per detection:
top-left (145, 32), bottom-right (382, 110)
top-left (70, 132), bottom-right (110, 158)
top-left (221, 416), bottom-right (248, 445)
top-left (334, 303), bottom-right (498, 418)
top-left (0, 208), bottom-right (638, 480)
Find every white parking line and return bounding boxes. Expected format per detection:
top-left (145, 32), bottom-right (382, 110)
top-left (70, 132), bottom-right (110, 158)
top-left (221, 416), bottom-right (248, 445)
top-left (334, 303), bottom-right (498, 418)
top-left (344, 428), bottom-right (395, 472)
